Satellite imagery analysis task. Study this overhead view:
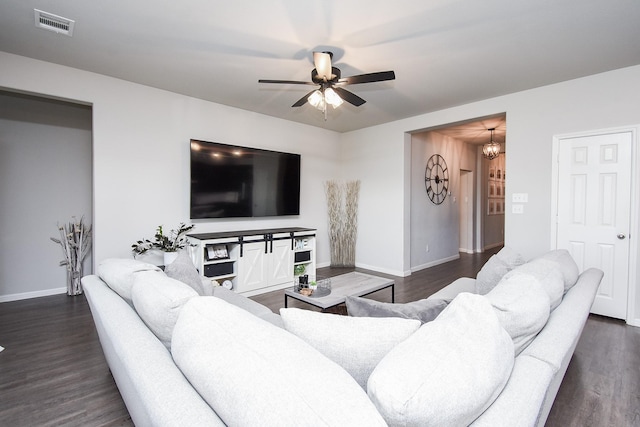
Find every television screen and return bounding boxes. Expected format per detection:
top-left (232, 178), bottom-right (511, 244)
top-left (190, 140), bottom-right (301, 219)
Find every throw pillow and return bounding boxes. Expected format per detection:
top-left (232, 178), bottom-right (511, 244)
top-left (537, 249), bottom-right (580, 293)
top-left (97, 258), bottom-right (161, 304)
top-left (345, 296), bottom-right (449, 324)
top-left (475, 247), bottom-right (526, 295)
top-left (279, 308), bottom-right (421, 389)
top-left (367, 293), bottom-right (514, 427)
top-left (485, 273), bottom-right (551, 355)
top-left (131, 270), bottom-right (198, 349)
top-left (503, 259), bottom-right (565, 310)
top-left (164, 251), bottom-right (206, 295)
top-left (172, 297), bottom-right (387, 427)
top-left (495, 246), bottom-right (527, 268)
top-left (475, 255), bottom-right (510, 295)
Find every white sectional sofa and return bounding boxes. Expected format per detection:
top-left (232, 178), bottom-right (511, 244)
top-left (82, 249), bottom-right (603, 426)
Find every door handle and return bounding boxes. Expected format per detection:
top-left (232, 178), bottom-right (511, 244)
top-left (617, 233), bottom-right (626, 240)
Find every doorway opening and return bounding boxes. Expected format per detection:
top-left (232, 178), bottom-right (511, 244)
top-left (0, 90), bottom-right (93, 302)
top-left (408, 113), bottom-right (506, 272)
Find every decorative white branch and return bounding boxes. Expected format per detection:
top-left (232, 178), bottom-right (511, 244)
top-left (325, 180), bottom-right (360, 267)
top-left (51, 216), bottom-right (92, 295)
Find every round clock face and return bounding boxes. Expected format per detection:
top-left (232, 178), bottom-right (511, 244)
top-left (424, 154), bottom-right (449, 205)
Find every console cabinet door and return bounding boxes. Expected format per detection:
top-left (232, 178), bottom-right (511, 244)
top-left (236, 241), bottom-right (267, 293)
top-left (269, 238), bottom-right (294, 287)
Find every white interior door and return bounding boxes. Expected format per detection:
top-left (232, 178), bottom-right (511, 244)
top-left (556, 130), bottom-right (633, 319)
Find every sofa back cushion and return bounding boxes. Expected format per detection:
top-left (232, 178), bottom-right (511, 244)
top-left (368, 293), bottom-right (514, 427)
top-left (537, 249), bottom-right (580, 293)
top-left (280, 307), bottom-right (421, 389)
top-left (97, 258), bottom-right (161, 304)
top-left (164, 251), bottom-right (206, 295)
top-left (485, 273), bottom-right (551, 355)
top-left (172, 297), bottom-right (387, 427)
top-left (475, 247), bottom-right (526, 295)
top-left (131, 270), bottom-right (198, 348)
top-left (503, 259), bottom-right (565, 310)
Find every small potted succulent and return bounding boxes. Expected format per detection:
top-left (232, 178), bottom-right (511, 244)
top-left (131, 223), bottom-right (194, 264)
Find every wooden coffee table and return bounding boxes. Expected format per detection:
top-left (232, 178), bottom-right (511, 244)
top-left (284, 271), bottom-right (395, 312)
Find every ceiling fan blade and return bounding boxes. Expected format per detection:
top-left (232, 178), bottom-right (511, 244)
top-left (258, 79), bottom-right (316, 85)
top-left (313, 52), bottom-right (333, 81)
top-left (337, 70), bottom-right (396, 85)
top-left (331, 86), bottom-right (366, 107)
top-left (292, 89), bottom-right (318, 107)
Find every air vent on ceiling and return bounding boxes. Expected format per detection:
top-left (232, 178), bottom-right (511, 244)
top-left (34, 9), bottom-right (75, 36)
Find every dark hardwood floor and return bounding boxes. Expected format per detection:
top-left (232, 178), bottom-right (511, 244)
top-left (1, 249), bottom-right (638, 426)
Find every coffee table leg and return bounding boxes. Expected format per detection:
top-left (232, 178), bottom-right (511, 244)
top-left (391, 283), bottom-right (395, 303)
top-left (284, 294), bottom-right (289, 308)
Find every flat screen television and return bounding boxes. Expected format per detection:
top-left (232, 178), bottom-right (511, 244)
top-left (190, 139), bottom-right (301, 219)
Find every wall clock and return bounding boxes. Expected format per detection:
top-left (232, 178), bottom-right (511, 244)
top-left (424, 154), bottom-right (449, 205)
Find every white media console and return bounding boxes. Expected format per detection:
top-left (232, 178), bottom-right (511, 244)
top-left (188, 227), bottom-right (316, 296)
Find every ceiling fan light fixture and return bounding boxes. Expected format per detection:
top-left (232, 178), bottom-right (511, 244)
top-left (324, 87), bottom-right (343, 108)
top-left (482, 128), bottom-right (501, 160)
top-left (308, 90), bottom-right (325, 110)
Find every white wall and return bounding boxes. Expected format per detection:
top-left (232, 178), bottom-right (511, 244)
top-left (341, 64), bottom-right (640, 318)
top-left (3, 51), bottom-right (640, 318)
top-left (410, 131), bottom-right (478, 271)
top-left (0, 91), bottom-right (92, 300)
top-left (0, 52), bottom-right (341, 289)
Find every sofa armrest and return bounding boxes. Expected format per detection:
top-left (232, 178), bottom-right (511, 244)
top-left (427, 277), bottom-right (476, 301)
top-left (82, 275), bottom-right (225, 426)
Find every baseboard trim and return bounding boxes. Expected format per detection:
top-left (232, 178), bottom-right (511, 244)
top-left (0, 287), bottom-right (67, 303)
top-left (626, 318), bottom-right (640, 328)
top-left (410, 254), bottom-right (461, 273)
top-left (483, 241), bottom-right (504, 251)
top-left (354, 262), bottom-right (409, 277)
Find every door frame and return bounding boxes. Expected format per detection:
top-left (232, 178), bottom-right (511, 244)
top-left (551, 125), bottom-right (640, 326)
top-left (458, 169), bottom-right (474, 253)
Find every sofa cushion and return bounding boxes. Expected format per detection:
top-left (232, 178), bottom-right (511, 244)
top-left (537, 249), bottom-right (580, 293)
top-left (280, 308), bottom-right (421, 389)
top-left (485, 273), bottom-right (551, 355)
top-left (470, 355), bottom-right (555, 427)
top-left (427, 276), bottom-right (476, 301)
top-left (164, 251), bottom-right (206, 295)
top-left (496, 246), bottom-right (527, 267)
top-left (504, 259), bottom-right (565, 310)
top-left (97, 258), bottom-right (161, 304)
top-left (172, 297), bottom-right (387, 427)
top-left (368, 293), bottom-right (514, 427)
top-left (520, 269), bottom-right (603, 373)
top-left (131, 270), bottom-right (198, 348)
top-left (211, 285), bottom-right (274, 318)
top-left (475, 247), bottom-right (526, 295)
top-left (345, 296), bottom-right (449, 324)
top-left (475, 255), bottom-right (510, 295)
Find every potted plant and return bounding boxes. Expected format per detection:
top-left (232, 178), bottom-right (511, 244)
top-left (51, 216), bottom-right (92, 296)
top-left (131, 223), bottom-right (195, 264)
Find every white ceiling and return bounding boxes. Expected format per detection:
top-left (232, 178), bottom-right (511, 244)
top-left (1, 1), bottom-right (639, 135)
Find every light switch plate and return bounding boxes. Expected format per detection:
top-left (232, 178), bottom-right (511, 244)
top-left (512, 193), bottom-right (528, 203)
top-left (512, 204), bottom-right (524, 214)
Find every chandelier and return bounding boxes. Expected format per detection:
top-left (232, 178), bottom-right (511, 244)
top-left (482, 128), bottom-right (501, 160)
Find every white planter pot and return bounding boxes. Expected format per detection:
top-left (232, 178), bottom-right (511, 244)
top-left (163, 251), bottom-right (179, 265)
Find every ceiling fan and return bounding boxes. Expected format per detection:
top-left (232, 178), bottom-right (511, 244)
top-left (258, 51), bottom-right (395, 119)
